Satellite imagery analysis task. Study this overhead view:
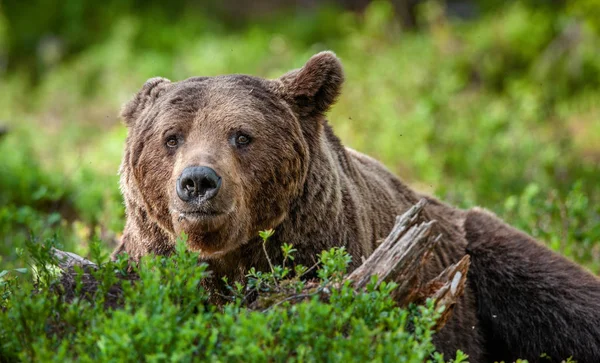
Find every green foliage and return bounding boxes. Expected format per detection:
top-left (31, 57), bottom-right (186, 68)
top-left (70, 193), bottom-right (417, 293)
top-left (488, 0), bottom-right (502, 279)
top-left (317, 247), bottom-right (353, 282)
top-left (0, 237), bottom-right (465, 362)
top-left (503, 181), bottom-right (600, 272)
top-left (243, 233), bottom-right (306, 297)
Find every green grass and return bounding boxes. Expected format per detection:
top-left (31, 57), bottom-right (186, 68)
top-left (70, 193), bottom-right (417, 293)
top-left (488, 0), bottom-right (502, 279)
top-left (0, 1), bottom-right (599, 360)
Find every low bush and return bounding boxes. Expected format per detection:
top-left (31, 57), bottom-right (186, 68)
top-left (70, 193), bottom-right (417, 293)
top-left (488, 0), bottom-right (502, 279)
top-left (0, 235), bottom-right (468, 362)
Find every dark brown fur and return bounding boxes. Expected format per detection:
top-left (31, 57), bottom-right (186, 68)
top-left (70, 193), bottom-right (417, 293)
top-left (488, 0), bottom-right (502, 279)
top-left (114, 51), bottom-right (600, 362)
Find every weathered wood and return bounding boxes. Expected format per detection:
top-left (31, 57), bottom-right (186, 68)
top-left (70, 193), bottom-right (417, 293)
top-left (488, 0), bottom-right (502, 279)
top-left (425, 255), bottom-right (471, 331)
top-left (346, 198), bottom-right (430, 290)
top-left (344, 198), bottom-right (470, 330)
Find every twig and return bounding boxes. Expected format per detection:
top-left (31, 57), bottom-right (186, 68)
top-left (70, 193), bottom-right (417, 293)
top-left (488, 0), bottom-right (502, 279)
top-left (262, 240), bottom-right (278, 288)
top-left (51, 248), bottom-right (97, 270)
top-left (260, 287), bottom-right (325, 313)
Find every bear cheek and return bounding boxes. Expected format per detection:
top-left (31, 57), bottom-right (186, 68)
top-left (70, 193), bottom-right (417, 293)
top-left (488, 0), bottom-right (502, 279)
top-left (135, 153), bottom-right (176, 234)
top-left (244, 163), bottom-right (294, 232)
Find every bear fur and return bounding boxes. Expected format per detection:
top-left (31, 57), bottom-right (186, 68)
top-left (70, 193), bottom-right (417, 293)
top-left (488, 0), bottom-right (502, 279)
top-left (113, 51), bottom-right (600, 362)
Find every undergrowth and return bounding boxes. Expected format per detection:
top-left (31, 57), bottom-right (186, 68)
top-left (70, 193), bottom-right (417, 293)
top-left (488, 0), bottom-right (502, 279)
top-left (0, 233), bottom-right (468, 362)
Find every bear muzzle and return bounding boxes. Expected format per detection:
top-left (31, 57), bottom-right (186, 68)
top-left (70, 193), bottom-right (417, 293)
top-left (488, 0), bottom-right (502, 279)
top-left (170, 165), bottom-right (238, 249)
top-left (176, 166), bottom-right (222, 202)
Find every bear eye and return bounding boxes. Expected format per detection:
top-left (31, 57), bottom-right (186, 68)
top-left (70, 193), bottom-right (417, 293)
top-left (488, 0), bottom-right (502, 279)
top-left (234, 134), bottom-right (251, 147)
top-left (165, 136), bottom-right (179, 149)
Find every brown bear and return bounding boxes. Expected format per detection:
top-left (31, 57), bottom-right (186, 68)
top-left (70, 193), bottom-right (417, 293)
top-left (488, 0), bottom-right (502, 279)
top-left (113, 51), bottom-right (600, 362)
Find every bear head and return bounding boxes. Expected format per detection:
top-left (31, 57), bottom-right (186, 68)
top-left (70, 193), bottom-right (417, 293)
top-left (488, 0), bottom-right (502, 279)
top-left (119, 51), bottom-right (344, 259)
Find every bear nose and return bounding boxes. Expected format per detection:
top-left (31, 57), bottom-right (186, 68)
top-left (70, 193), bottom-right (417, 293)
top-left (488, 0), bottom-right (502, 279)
top-left (176, 166), bottom-right (221, 202)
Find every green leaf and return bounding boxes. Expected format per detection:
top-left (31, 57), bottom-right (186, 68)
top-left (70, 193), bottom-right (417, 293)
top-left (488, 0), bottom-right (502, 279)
top-left (258, 229), bottom-right (275, 241)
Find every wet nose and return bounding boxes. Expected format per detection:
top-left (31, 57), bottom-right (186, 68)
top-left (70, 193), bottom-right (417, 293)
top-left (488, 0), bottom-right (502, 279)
top-left (176, 166), bottom-right (221, 202)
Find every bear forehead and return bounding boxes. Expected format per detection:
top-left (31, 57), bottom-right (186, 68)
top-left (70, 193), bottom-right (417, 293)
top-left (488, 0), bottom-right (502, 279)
top-left (165, 75), bottom-right (282, 111)
top-left (134, 74), bottom-right (293, 133)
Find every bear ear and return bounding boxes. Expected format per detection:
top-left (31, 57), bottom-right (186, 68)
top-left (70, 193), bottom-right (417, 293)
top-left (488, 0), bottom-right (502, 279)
top-left (277, 51), bottom-right (344, 116)
top-left (120, 77), bottom-right (171, 127)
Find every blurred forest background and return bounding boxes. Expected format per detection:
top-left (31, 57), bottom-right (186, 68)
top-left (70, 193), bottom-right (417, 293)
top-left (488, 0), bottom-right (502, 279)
top-left (0, 0), bottom-right (599, 272)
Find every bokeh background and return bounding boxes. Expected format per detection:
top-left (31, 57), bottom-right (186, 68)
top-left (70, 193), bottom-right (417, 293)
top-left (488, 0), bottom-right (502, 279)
top-left (1, 0), bottom-right (599, 272)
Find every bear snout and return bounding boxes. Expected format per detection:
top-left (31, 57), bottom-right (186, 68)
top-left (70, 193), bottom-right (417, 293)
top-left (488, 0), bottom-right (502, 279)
top-left (176, 166), bottom-right (222, 203)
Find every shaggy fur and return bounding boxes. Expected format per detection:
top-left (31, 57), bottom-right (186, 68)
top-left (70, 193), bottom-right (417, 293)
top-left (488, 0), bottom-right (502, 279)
top-left (114, 51), bottom-right (600, 362)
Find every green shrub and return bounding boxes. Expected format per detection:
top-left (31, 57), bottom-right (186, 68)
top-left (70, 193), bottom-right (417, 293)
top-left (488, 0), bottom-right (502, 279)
top-left (0, 236), bottom-right (468, 362)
